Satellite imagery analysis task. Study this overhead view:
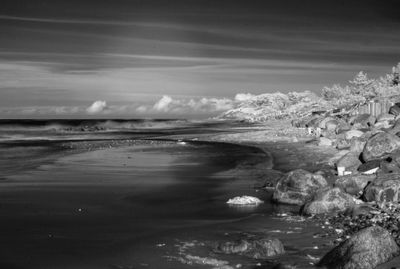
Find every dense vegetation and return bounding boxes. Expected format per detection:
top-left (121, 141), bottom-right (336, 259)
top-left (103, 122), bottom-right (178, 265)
top-left (219, 63), bottom-right (400, 122)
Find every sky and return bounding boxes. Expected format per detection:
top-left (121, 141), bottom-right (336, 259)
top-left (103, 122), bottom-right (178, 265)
top-left (1, 0), bottom-right (400, 118)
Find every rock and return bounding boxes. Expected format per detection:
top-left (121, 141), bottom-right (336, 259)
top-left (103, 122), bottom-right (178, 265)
top-left (272, 169), bottom-right (328, 205)
top-left (326, 120), bottom-right (339, 132)
top-left (334, 174), bottom-right (375, 195)
top-left (363, 173), bottom-right (400, 203)
top-left (318, 226), bottom-right (399, 269)
top-left (319, 137), bottom-right (333, 146)
top-left (336, 119), bottom-right (351, 133)
top-left (319, 117), bottom-right (335, 129)
top-left (214, 238), bottom-right (285, 259)
top-left (349, 114), bottom-right (376, 129)
top-left (389, 105), bottom-right (400, 116)
top-left (380, 158), bottom-right (400, 174)
top-left (362, 132), bottom-right (400, 162)
top-left (336, 152), bottom-right (362, 174)
top-left (226, 196), bottom-right (263, 205)
top-left (335, 138), bottom-right (351, 150)
top-left (374, 120), bottom-right (393, 130)
top-left (345, 130), bottom-right (364, 140)
top-left (302, 187), bottom-right (355, 215)
top-left (358, 159), bottom-right (381, 173)
top-left (388, 118), bottom-right (400, 135)
top-left (377, 113), bottom-right (395, 122)
top-left (349, 137), bottom-right (367, 154)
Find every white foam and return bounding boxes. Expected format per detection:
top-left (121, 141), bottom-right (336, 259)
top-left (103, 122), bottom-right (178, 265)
top-left (226, 196), bottom-right (263, 205)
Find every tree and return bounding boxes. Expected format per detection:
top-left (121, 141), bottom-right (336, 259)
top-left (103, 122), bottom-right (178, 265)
top-left (349, 71), bottom-right (375, 98)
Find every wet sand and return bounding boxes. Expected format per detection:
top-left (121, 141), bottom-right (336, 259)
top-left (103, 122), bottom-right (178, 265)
top-left (0, 141), bottom-right (279, 269)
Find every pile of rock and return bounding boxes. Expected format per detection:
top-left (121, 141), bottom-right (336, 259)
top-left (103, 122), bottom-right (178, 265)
top-left (273, 109), bottom-right (400, 267)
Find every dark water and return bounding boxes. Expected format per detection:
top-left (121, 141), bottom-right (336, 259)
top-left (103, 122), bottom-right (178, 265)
top-left (0, 119), bottom-right (285, 269)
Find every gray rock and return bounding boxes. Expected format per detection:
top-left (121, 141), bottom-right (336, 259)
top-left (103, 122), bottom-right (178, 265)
top-left (335, 174), bottom-right (375, 195)
top-left (214, 238), bottom-right (285, 259)
top-left (377, 113), bottom-right (395, 122)
top-left (336, 152), bottom-right (362, 173)
top-left (319, 117), bottom-right (336, 129)
top-left (345, 130), bottom-right (364, 140)
top-left (319, 137), bottom-right (333, 146)
top-left (362, 132), bottom-right (400, 162)
top-left (272, 169), bottom-right (328, 205)
top-left (358, 159), bottom-right (381, 172)
top-left (349, 114), bottom-right (376, 129)
top-left (326, 120), bottom-right (339, 132)
top-left (318, 226), bottom-right (399, 269)
top-left (302, 187), bottom-right (355, 215)
top-left (349, 137), bottom-right (367, 154)
top-left (389, 105), bottom-right (400, 116)
top-left (363, 173), bottom-right (400, 203)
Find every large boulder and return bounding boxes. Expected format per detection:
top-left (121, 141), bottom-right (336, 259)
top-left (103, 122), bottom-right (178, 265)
top-left (388, 118), bottom-right (400, 135)
top-left (377, 113), bottom-right (395, 122)
top-left (349, 114), bottom-right (376, 129)
top-left (272, 169), bottom-right (328, 205)
top-left (336, 152), bottom-right (362, 174)
top-left (345, 130), bottom-right (364, 140)
top-left (363, 173), bottom-right (400, 203)
top-left (389, 105), bottom-right (400, 116)
top-left (318, 117), bottom-right (335, 129)
top-left (334, 174), bottom-right (376, 195)
top-left (362, 132), bottom-right (400, 162)
top-left (318, 226), bottom-right (399, 269)
top-left (302, 187), bottom-right (355, 215)
top-left (214, 238), bottom-right (284, 259)
top-left (349, 137), bottom-right (367, 154)
top-left (319, 137), bottom-right (333, 146)
top-left (326, 120), bottom-right (339, 133)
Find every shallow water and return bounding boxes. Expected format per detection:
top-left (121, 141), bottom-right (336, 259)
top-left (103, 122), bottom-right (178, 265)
top-left (0, 121), bottom-right (338, 269)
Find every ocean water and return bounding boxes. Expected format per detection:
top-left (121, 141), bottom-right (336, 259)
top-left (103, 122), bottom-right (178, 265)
top-left (0, 119), bottom-right (333, 269)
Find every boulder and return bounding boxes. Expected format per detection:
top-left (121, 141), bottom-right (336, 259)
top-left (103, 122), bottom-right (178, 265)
top-left (380, 158), bottom-right (400, 174)
top-left (362, 132), bottom-right (400, 162)
top-left (334, 174), bottom-right (375, 195)
top-left (272, 169), bottom-right (328, 205)
top-left (349, 137), bottom-right (367, 154)
top-left (302, 187), bottom-right (355, 215)
top-left (377, 113), bottom-right (395, 122)
top-left (363, 173), bottom-right (400, 203)
top-left (374, 120), bottom-right (393, 130)
top-left (318, 117), bottom-right (335, 129)
top-left (318, 226), bottom-right (399, 269)
top-left (389, 105), bottom-right (400, 116)
top-left (326, 120), bottom-right (339, 132)
top-left (335, 138), bottom-right (351, 150)
top-left (336, 152), bottom-right (362, 174)
top-left (388, 118), bottom-right (400, 135)
top-left (358, 159), bottom-right (381, 173)
top-left (214, 238), bottom-right (284, 259)
top-left (349, 113), bottom-right (376, 129)
top-left (335, 119), bottom-right (351, 133)
top-left (345, 130), bottom-right (364, 140)
top-left (319, 137), bottom-right (333, 146)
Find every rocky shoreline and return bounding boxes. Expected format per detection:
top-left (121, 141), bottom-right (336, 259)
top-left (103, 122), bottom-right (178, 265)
top-left (188, 108), bottom-right (400, 268)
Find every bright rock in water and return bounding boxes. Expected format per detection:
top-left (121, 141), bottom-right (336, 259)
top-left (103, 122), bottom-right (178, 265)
top-left (226, 196), bottom-right (263, 205)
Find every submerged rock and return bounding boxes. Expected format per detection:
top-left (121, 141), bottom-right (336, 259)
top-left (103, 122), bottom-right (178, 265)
top-left (272, 169), bottom-right (328, 205)
top-left (302, 187), bottom-right (355, 215)
top-left (345, 130), bottom-right (364, 140)
top-left (226, 196), bottom-right (263, 205)
top-left (362, 132), bottom-right (400, 162)
top-left (318, 226), bottom-right (399, 269)
top-left (349, 114), bottom-right (376, 129)
top-left (214, 238), bottom-right (284, 259)
top-left (319, 137), bottom-right (333, 146)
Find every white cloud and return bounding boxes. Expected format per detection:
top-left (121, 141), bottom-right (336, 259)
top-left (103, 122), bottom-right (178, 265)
top-left (234, 93), bottom-right (256, 102)
top-left (153, 95), bottom-right (173, 112)
top-left (86, 100), bottom-right (107, 114)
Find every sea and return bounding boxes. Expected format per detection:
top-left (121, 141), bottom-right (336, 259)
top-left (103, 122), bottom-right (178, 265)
top-left (0, 119), bottom-right (331, 269)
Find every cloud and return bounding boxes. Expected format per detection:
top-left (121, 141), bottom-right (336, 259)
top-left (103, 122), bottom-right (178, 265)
top-left (86, 100), bottom-right (107, 114)
top-left (153, 95), bottom-right (173, 112)
top-left (234, 93), bottom-right (256, 102)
